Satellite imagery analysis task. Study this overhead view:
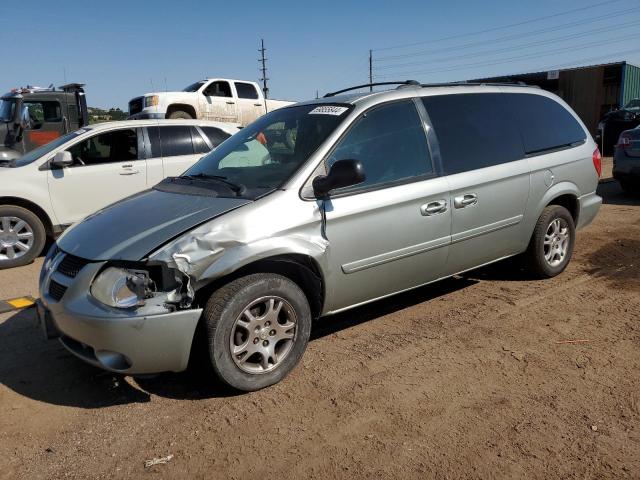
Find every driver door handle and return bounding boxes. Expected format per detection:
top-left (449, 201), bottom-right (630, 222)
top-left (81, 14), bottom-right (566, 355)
top-left (420, 200), bottom-right (447, 216)
top-left (226, 101), bottom-right (235, 105)
top-left (120, 164), bottom-right (139, 175)
top-left (454, 193), bottom-right (478, 208)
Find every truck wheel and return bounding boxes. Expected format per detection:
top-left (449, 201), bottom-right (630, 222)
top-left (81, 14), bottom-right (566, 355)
top-left (523, 205), bottom-right (575, 279)
top-left (203, 273), bottom-right (312, 391)
top-left (167, 110), bottom-right (193, 119)
top-left (0, 205), bottom-right (47, 269)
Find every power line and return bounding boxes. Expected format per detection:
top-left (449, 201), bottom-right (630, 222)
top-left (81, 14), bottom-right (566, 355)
top-left (375, 18), bottom-right (640, 71)
top-left (373, 33), bottom-right (639, 79)
top-left (375, 5), bottom-right (640, 62)
top-left (373, 0), bottom-right (626, 51)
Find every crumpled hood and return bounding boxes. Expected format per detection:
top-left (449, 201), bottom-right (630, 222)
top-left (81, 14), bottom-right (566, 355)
top-left (57, 189), bottom-right (251, 261)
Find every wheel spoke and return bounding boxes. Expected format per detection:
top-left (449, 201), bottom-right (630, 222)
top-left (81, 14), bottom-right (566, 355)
top-left (14, 242), bottom-right (29, 252)
top-left (13, 220), bottom-right (26, 233)
top-left (6, 246), bottom-right (16, 259)
top-left (0, 217), bottom-right (10, 233)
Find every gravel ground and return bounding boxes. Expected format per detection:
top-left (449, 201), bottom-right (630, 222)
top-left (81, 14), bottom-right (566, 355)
top-left (0, 169), bottom-right (638, 479)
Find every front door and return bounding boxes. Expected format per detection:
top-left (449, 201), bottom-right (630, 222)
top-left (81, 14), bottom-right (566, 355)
top-left (201, 81), bottom-right (238, 123)
top-left (47, 127), bottom-right (147, 225)
top-left (322, 99), bottom-right (451, 313)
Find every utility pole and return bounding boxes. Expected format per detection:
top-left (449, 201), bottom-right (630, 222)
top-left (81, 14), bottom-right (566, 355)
top-left (369, 49), bottom-right (373, 91)
top-left (259, 39), bottom-right (269, 99)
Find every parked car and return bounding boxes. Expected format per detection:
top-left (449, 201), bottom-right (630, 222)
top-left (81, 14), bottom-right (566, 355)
top-left (0, 119), bottom-right (239, 268)
top-left (596, 98), bottom-right (640, 155)
top-left (613, 125), bottom-right (640, 192)
top-left (0, 83), bottom-right (89, 163)
top-left (38, 82), bottom-right (601, 391)
top-left (128, 78), bottom-right (293, 127)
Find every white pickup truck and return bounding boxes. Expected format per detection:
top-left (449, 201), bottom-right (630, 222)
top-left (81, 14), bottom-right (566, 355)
top-left (128, 78), bottom-right (294, 127)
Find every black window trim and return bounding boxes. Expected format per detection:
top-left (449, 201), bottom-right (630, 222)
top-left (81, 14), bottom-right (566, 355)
top-left (524, 138), bottom-right (587, 158)
top-left (311, 98), bottom-right (440, 200)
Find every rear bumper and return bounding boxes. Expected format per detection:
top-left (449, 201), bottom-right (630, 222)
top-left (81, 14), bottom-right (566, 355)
top-left (612, 156), bottom-right (640, 182)
top-left (577, 192), bottom-right (602, 230)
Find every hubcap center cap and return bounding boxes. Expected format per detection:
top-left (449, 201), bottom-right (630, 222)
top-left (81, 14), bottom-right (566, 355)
top-left (259, 328), bottom-right (269, 341)
top-left (0, 232), bottom-right (18, 246)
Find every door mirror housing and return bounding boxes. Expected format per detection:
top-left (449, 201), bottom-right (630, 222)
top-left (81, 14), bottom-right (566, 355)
top-left (50, 151), bottom-right (73, 168)
top-left (313, 159), bottom-right (365, 199)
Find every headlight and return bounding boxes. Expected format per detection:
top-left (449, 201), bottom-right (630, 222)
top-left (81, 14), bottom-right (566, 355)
top-left (91, 267), bottom-right (151, 309)
top-left (144, 95), bottom-right (159, 108)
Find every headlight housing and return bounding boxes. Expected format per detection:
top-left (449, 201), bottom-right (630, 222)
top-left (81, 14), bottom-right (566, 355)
top-left (91, 267), bottom-right (152, 309)
top-left (144, 95), bottom-right (159, 108)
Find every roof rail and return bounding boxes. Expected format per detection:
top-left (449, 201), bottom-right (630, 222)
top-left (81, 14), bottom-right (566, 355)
top-left (324, 80), bottom-right (420, 98)
top-left (419, 81), bottom-right (536, 88)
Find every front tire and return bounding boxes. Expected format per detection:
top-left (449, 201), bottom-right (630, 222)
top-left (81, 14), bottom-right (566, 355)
top-left (0, 205), bottom-right (46, 269)
top-left (523, 205), bottom-right (575, 278)
top-left (203, 273), bottom-right (312, 391)
top-left (167, 110), bottom-right (193, 119)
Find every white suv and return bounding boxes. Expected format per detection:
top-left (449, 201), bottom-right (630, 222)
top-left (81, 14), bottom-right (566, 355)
top-left (0, 119), bottom-right (239, 268)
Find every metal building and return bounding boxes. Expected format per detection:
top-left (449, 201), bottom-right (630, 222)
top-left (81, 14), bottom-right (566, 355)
top-left (471, 61), bottom-right (640, 136)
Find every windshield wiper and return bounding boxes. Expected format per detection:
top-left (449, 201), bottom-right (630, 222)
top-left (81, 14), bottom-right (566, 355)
top-left (176, 173), bottom-right (246, 195)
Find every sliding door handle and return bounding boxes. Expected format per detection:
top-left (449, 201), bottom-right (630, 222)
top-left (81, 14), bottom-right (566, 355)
top-left (454, 193), bottom-right (477, 208)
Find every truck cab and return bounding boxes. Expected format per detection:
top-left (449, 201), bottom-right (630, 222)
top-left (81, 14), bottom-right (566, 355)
top-left (128, 78), bottom-right (293, 127)
top-left (0, 83), bottom-right (89, 163)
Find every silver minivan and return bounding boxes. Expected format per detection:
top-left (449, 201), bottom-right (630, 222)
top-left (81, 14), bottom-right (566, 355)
top-left (38, 82), bottom-right (602, 391)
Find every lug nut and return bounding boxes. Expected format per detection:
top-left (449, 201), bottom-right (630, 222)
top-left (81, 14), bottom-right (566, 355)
top-left (270, 330), bottom-right (276, 336)
top-left (265, 321), bottom-right (271, 326)
top-left (253, 338), bottom-right (259, 344)
top-left (263, 340), bottom-right (269, 347)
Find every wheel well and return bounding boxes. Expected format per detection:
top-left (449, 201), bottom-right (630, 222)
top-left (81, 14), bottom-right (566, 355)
top-left (194, 254), bottom-right (325, 319)
top-left (165, 104), bottom-right (197, 118)
top-left (547, 194), bottom-right (579, 224)
top-left (0, 197), bottom-right (54, 236)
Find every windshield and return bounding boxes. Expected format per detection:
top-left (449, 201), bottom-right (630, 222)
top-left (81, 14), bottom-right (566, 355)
top-left (624, 99), bottom-right (640, 110)
top-left (9, 129), bottom-right (91, 168)
top-left (182, 81), bottom-right (206, 92)
top-left (166, 104), bottom-right (351, 198)
top-left (0, 99), bottom-right (16, 122)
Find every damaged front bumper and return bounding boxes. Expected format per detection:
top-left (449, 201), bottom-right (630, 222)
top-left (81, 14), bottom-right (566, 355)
top-left (40, 258), bottom-right (202, 374)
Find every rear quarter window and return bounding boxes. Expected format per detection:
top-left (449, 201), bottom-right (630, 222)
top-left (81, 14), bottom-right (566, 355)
top-left (505, 93), bottom-right (586, 155)
top-left (421, 93), bottom-right (524, 175)
top-left (200, 126), bottom-right (231, 147)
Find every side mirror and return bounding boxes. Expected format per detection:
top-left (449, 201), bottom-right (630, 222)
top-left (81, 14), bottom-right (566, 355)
top-left (313, 159), bottom-right (365, 199)
top-left (50, 151), bottom-right (74, 168)
top-left (20, 105), bottom-right (31, 130)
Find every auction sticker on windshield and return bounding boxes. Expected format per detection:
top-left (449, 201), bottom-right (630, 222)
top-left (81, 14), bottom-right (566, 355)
top-left (309, 106), bottom-right (348, 115)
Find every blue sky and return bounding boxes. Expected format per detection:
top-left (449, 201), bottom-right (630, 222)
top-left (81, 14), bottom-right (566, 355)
top-left (2, 0), bottom-right (640, 109)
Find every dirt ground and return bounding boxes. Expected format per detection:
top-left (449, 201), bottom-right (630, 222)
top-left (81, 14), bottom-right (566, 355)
top-left (1, 174), bottom-right (639, 479)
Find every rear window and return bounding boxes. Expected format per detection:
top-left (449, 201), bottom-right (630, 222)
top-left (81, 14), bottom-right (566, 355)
top-left (148, 126), bottom-right (195, 157)
top-left (235, 82), bottom-right (259, 99)
top-left (200, 126), bottom-right (231, 147)
top-left (421, 93), bottom-right (524, 175)
top-left (506, 93), bottom-right (586, 155)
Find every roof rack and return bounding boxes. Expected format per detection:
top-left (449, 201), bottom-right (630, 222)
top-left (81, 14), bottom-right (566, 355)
top-left (419, 81), bottom-right (535, 88)
top-left (323, 80), bottom-right (420, 98)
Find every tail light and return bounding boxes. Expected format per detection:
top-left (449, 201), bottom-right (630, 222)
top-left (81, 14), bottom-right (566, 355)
top-left (616, 133), bottom-right (631, 149)
top-left (592, 147), bottom-right (602, 178)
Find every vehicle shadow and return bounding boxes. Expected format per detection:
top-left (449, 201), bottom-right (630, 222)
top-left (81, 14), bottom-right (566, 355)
top-left (598, 180), bottom-right (640, 206)
top-left (0, 276), bottom-right (478, 407)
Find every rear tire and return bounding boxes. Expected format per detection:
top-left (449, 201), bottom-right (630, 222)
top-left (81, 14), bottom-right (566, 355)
top-left (0, 205), bottom-right (46, 269)
top-left (203, 273), bottom-right (311, 391)
top-left (167, 110), bottom-right (193, 119)
top-left (523, 205), bottom-right (575, 279)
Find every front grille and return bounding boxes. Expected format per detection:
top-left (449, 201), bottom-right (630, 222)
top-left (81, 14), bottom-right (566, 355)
top-left (48, 280), bottom-right (67, 302)
top-left (57, 254), bottom-right (89, 278)
top-left (129, 97), bottom-right (143, 115)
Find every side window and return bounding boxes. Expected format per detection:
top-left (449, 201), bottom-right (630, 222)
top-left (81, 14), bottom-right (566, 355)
top-left (67, 129), bottom-right (138, 166)
top-left (327, 100), bottom-right (432, 191)
top-left (506, 93), bottom-right (587, 155)
top-left (203, 81), bottom-right (232, 98)
top-left (158, 126), bottom-right (195, 157)
top-left (235, 82), bottom-right (259, 99)
top-left (25, 101), bottom-right (62, 125)
top-left (421, 93), bottom-right (524, 175)
top-left (200, 126), bottom-right (231, 147)
top-left (191, 127), bottom-right (210, 154)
